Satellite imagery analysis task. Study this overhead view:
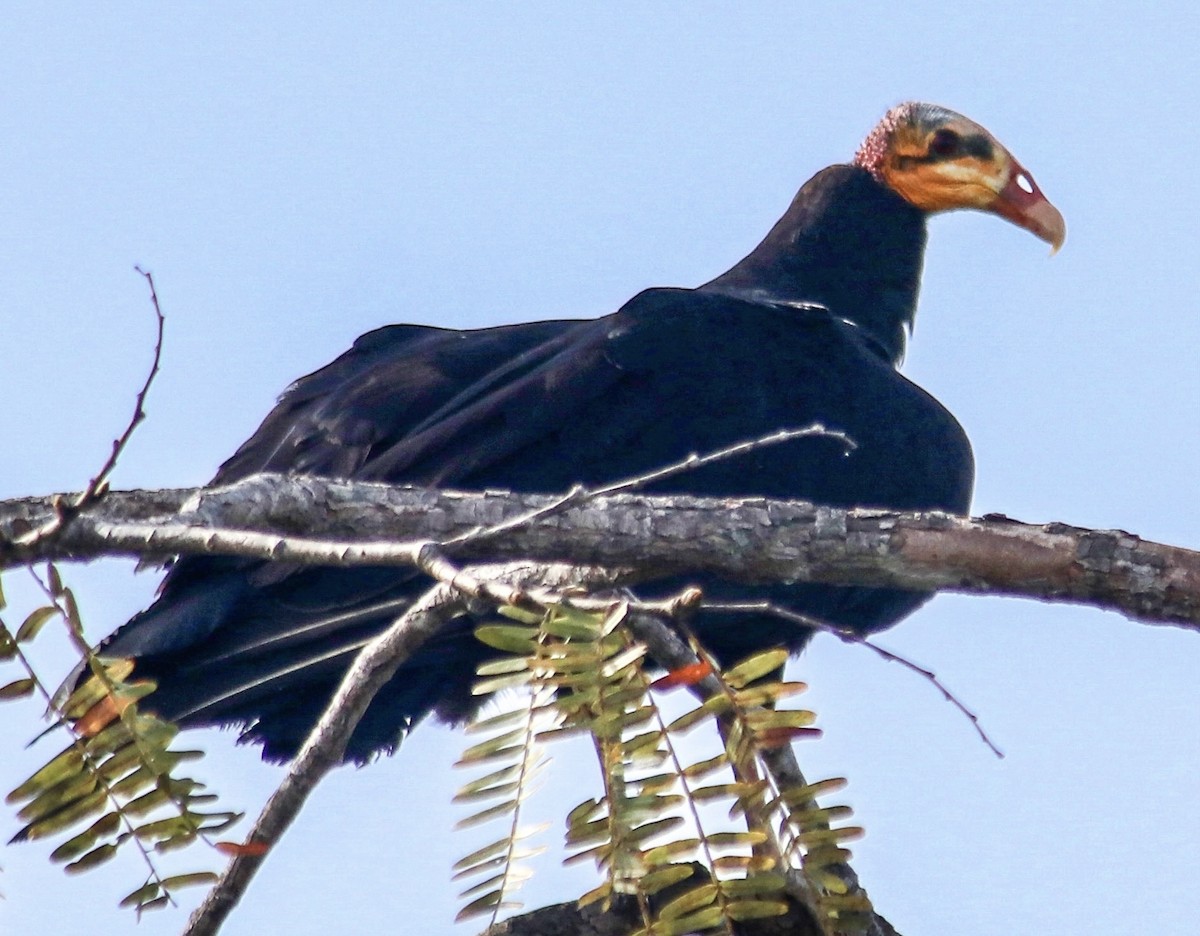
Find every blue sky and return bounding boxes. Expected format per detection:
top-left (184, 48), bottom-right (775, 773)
top-left (2, 4), bottom-right (1198, 934)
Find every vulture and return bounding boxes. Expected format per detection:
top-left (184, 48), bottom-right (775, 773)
top-left (99, 102), bottom-right (1064, 763)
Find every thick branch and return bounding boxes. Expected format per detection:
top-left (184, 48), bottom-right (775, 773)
top-left (1, 475), bottom-right (1198, 629)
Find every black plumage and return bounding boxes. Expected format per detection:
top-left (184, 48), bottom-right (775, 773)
top-left (99, 104), bottom-right (1062, 762)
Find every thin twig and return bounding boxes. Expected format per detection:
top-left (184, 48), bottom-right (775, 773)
top-left (702, 599), bottom-right (1004, 758)
top-left (184, 558), bottom-right (626, 936)
top-left (14, 267), bottom-right (165, 547)
top-left (446, 425), bottom-right (854, 547)
top-left (76, 267), bottom-right (166, 509)
top-left (182, 584), bottom-right (465, 936)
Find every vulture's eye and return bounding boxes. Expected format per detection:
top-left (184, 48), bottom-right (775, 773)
top-left (929, 129), bottom-right (961, 157)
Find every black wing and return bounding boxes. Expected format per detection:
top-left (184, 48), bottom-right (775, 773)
top-left (102, 287), bottom-right (972, 761)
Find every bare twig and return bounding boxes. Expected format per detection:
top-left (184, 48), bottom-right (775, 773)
top-left (12, 268), bottom-right (165, 548)
top-left (183, 559), bottom-right (625, 936)
top-left (702, 599), bottom-right (1004, 757)
top-left (182, 584), bottom-right (465, 936)
top-left (446, 425), bottom-right (853, 548)
top-left (81, 267), bottom-right (166, 502)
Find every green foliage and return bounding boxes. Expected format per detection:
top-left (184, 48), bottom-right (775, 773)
top-left (0, 565), bottom-right (237, 914)
top-left (455, 599), bottom-right (877, 936)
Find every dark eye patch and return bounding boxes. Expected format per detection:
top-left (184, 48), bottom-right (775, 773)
top-left (929, 129), bottom-right (961, 157)
top-left (927, 129), bottom-right (995, 162)
top-left (962, 134), bottom-right (994, 159)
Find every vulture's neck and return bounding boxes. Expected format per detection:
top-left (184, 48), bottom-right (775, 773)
top-left (701, 164), bottom-right (928, 365)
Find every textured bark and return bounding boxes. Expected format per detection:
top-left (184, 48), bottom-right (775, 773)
top-left (1, 475), bottom-right (1198, 630)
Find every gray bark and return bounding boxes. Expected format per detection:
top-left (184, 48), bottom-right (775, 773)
top-left (1, 474), bottom-right (1198, 630)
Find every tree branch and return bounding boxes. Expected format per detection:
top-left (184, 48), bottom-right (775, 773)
top-left (1, 476), bottom-right (1198, 629)
top-left (182, 561), bottom-right (626, 936)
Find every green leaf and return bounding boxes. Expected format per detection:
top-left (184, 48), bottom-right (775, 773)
top-left (817, 891), bottom-right (875, 913)
top-left (599, 644), bottom-right (648, 680)
top-left (744, 709), bottom-right (817, 731)
top-left (457, 871), bottom-right (508, 900)
top-left (657, 882), bottom-right (718, 920)
top-left (633, 773), bottom-right (679, 795)
top-left (60, 587), bottom-right (82, 631)
top-left (690, 781), bottom-right (762, 802)
top-left (475, 657), bottom-right (530, 677)
top-left (454, 741), bottom-right (528, 767)
top-left (473, 624), bottom-right (540, 654)
top-left (452, 855), bottom-right (507, 881)
top-left (453, 836), bottom-right (514, 874)
top-left (159, 871), bottom-right (220, 891)
top-left (15, 606), bottom-right (58, 643)
top-left (454, 764), bottom-right (521, 800)
top-left (598, 601), bottom-right (628, 636)
top-left (641, 839), bottom-right (700, 866)
top-left (46, 564), bottom-right (63, 597)
top-left (796, 825), bottom-right (864, 846)
top-left (123, 786), bottom-right (173, 818)
top-left (135, 894), bottom-right (172, 912)
top-left (725, 899), bottom-right (790, 921)
top-left (16, 770), bottom-right (101, 823)
top-left (565, 816), bottom-right (611, 846)
top-left (705, 830), bottom-right (767, 848)
top-left (454, 889), bottom-right (504, 921)
top-left (625, 815), bottom-right (684, 843)
top-left (7, 746), bottom-right (85, 805)
top-left (62, 659), bottom-right (139, 718)
top-left (621, 730), bottom-right (664, 758)
top-left (565, 798), bottom-right (603, 826)
top-left (732, 681), bottom-right (808, 707)
top-left (774, 777), bottom-right (848, 808)
top-left (463, 708), bottom-right (527, 734)
top-left (802, 844), bottom-right (853, 869)
top-left (656, 906), bottom-right (727, 935)
top-left (458, 727), bottom-right (526, 757)
top-left (641, 863), bottom-right (695, 895)
top-left (455, 799), bottom-right (518, 829)
top-left (718, 872), bottom-right (788, 896)
top-left (496, 605), bottom-right (544, 625)
top-left (471, 671), bottom-right (534, 696)
top-left (132, 815), bottom-right (199, 843)
top-left (681, 752), bottom-right (729, 779)
top-left (808, 866), bottom-right (851, 894)
top-left (454, 780), bottom-right (520, 803)
top-left (665, 694), bottom-right (731, 734)
top-left (191, 810), bottom-right (244, 835)
top-left (562, 841), bottom-right (612, 866)
top-left (14, 788), bottom-right (108, 842)
top-left (551, 686), bottom-right (600, 717)
top-left (540, 609), bottom-right (603, 641)
top-left (723, 648), bottom-right (789, 688)
top-left (0, 677), bottom-right (37, 699)
top-left (576, 880), bottom-right (612, 909)
top-left (531, 725), bottom-right (587, 743)
top-left (64, 842), bottom-right (118, 874)
top-left (50, 812), bottom-right (123, 863)
top-left (118, 882), bottom-right (161, 909)
top-left (790, 804), bottom-right (854, 828)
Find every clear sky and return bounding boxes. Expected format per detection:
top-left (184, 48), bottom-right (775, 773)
top-left (2, 4), bottom-right (1198, 935)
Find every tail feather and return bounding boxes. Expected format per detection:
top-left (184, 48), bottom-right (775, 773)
top-left (95, 560), bottom-right (492, 763)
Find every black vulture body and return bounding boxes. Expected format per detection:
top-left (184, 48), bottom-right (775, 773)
top-left (101, 164), bottom-right (974, 762)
